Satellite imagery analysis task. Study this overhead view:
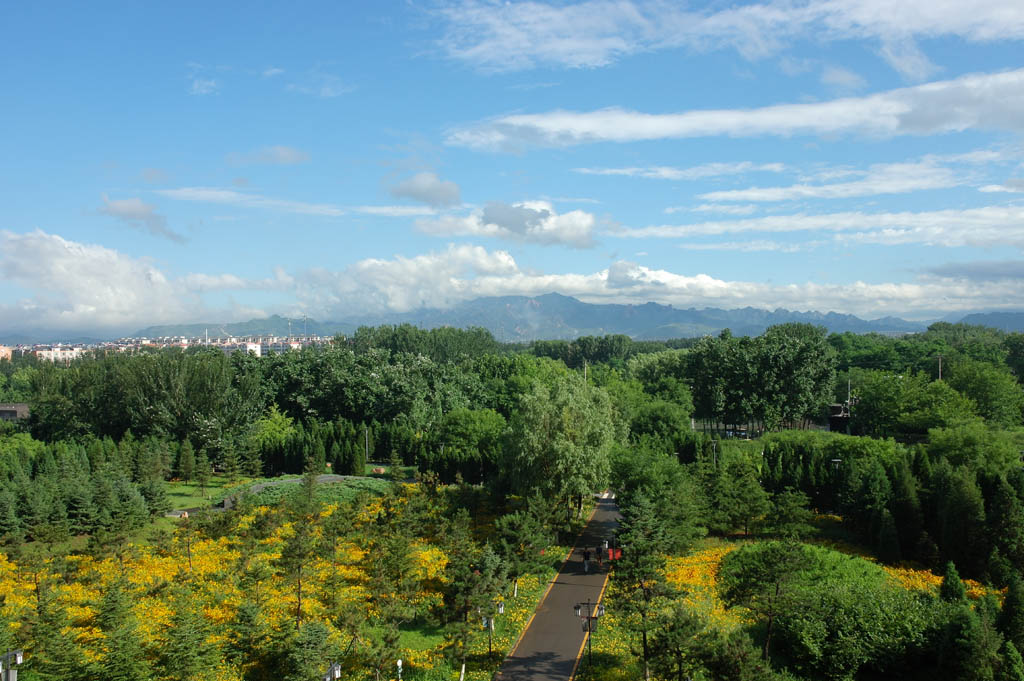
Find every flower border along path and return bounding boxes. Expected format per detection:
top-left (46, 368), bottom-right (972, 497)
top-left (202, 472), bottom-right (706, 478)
top-left (495, 493), bottom-right (621, 681)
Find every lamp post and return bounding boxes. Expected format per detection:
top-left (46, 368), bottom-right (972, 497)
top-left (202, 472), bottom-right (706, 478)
top-left (322, 662), bottom-right (342, 680)
top-left (2, 650), bottom-right (24, 681)
top-left (480, 600), bottom-right (505, 655)
top-left (397, 659), bottom-right (402, 681)
top-left (573, 599), bottom-right (606, 668)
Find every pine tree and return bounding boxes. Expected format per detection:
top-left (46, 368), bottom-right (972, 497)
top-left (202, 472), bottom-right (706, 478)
top-left (1000, 577), bottom-right (1024, 654)
top-left (30, 584), bottom-right (89, 681)
top-left (999, 641), bottom-right (1024, 681)
top-left (195, 448), bottom-right (212, 498)
top-left (158, 588), bottom-right (218, 681)
top-left (177, 440), bottom-right (195, 483)
top-left (96, 580), bottom-right (153, 681)
top-left (941, 561), bottom-right (968, 602)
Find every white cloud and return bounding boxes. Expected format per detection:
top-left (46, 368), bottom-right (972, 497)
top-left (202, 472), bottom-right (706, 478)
top-left (389, 172), bottom-right (462, 207)
top-left (876, 37), bottom-right (938, 81)
top-left (574, 161), bottom-right (785, 180)
top-left (683, 204), bottom-right (759, 215)
top-left (157, 187), bottom-right (433, 218)
top-left (677, 240), bottom-right (808, 252)
top-left (448, 68), bottom-right (1024, 149)
top-left (263, 67), bottom-right (285, 77)
top-left (4, 231), bottom-right (1023, 333)
top-left (979, 179), bottom-right (1024, 192)
top-left (0, 230), bottom-right (195, 331)
top-left (416, 200), bottom-right (597, 247)
top-left (227, 145), bottom-right (310, 165)
top-left (615, 205), bottom-right (1024, 249)
top-left (287, 72), bottom-right (350, 98)
top-left (353, 205), bottom-right (437, 217)
top-left (820, 64), bottom-right (867, 92)
top-left (98, 194), bottom-right (185, 243)
top-left (699, 160), bottom-right (957, 202)
top-left (297, 247), bottom-right (1024, 320)
top-left (189, 78), bottom-right (218, 95)
top-left (433, 0), bottom-right (1024, 76)
top-left (157, 187), bottom-right (345, 216)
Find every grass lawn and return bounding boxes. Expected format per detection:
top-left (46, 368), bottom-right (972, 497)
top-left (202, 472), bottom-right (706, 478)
top-left (166, 474), bottom-right (248, 510)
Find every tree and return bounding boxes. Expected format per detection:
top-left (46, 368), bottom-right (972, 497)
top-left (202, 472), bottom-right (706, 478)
top-left (504, 373), bottom-right (615, 518)
top-left (719, 541), bottom-right (816, 660)
top-left (158, 587), bottom-right (219, 681)
top-left (613, 494), bottom-right (671, 681)
top-left (765, 487), bottom-right (814, 539)
top-left (177, 440), bottom-right (195, 482)
top-left (648, 604), bottom-right (707, 681)
top-left (195, 448), bottom-right (212, 498)
top-left (494, 494), bottom-right (554, 598)
top-left (1000, 577), bottom-right (1024, 654)
top-left (999, 641), bottom-right (1024, 681)
top-left (95, 579), bottom-right (152, 681)
top-left (941, 561), bottom-right (967, 602)
top-left (28, 583), bottom-right (90, 681)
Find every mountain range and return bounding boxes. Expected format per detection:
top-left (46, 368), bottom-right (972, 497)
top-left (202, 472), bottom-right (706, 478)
top-left (6, 295), bottom-right (1022, 346)
top-left (133, 293), bottom-right (940, 342)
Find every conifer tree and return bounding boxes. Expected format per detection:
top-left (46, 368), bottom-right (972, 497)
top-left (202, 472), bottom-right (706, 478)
top-left (1000, 577), bottom-right (1024, 654)
top-left (159, 587), bottom-right (218, 681)
top-left (1000, 641), bottom-right (1024, 681)
top-left (941, 561), bottom-right (968, 602)
top-left (95, 579), bottom-right (152, 681)
top-left (195, 448), bottom-right (212, 498)
top-left (177, 440), bottom-right (195, 482)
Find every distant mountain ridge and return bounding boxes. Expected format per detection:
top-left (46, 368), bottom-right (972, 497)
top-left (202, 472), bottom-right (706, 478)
top-left (957, 311), bottom-right (1024, 332)
top-left (133, 293), bottom-right (935, 342)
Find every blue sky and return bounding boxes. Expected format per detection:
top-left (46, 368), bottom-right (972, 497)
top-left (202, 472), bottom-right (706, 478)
top-left (2, 0), bottom-right (1024, 335)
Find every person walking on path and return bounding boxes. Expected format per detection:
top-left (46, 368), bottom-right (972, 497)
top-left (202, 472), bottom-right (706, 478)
top-left (595, 544), bottom-right (603, 569)
top-left (582, 547), bottom-right (591, 573)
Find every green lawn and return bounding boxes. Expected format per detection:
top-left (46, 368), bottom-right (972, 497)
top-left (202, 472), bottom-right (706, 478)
top-left (166, 474), bottom-right (247, 510)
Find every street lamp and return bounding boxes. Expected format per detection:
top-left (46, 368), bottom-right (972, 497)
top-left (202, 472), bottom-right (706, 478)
top-left (397, 659), bottom-right (402, 681)
top-left (2, 650), bottom-right (24, 681)
top-left (322, 662), bottom-right (342, 680)
top-left (573, 599), bottom-right (606, 668)
top-left (480, 600), bottom-right (505, 655)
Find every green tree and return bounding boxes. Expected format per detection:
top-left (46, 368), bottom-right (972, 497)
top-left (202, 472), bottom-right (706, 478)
top-left (158, 587), bottom-right (219, 681)
top-left (613, 494), bottom-right (671, 681)
top-left (941, 561), bottom-right (968, 602)
top-left (177, 440), bottom-right (195, 482)
top-left (1000, 577), bottom-right (1024, 654)
top-left (504, 373), bottom-right (616, 518)
top-left (494, 494), bottom-right (554, 598)
top-left (95, 579), bottom-right (153, 681)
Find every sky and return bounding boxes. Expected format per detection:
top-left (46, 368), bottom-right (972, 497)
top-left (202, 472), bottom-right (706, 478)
top-left (2, 0), bottom-right (1024, 336)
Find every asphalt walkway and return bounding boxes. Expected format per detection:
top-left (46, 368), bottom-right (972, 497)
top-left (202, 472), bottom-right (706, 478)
top-left (496, 494), bottom-right (621, 681)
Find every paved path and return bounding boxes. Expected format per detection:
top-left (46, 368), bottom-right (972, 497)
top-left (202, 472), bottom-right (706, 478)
top-left (496, 494), bottom-right (621, 681)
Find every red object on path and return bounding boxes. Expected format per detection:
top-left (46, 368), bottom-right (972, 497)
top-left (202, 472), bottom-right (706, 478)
top-left (609, 548), bottom-right (621, 560)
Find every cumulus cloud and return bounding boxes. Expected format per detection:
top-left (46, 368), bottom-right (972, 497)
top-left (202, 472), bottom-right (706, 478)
top-left (0, 230), bottom-right (195, 331)
top-left (433, 0), bottom-right (1024, 75)
top-left (574, 161), bottom-right (785, 180)
top-left (98, 194), bottom-right (185, 243)
top-left (389, 172), bottom-right (461, 207)
top-left (227, 145), bottom-right (310, 165)
top-left (416, 200), bottom-right (597, 247)
top-left (615, 205), bottom-right (1024, 249)
top-left (448, 68), bottom-right (1024, 149)
top-left (294, 246), bottom-right (1024, 321)
top-left (698, 160), bottom-right (958, 202)
top-left (4, 230), bottom-right (1023, 333)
